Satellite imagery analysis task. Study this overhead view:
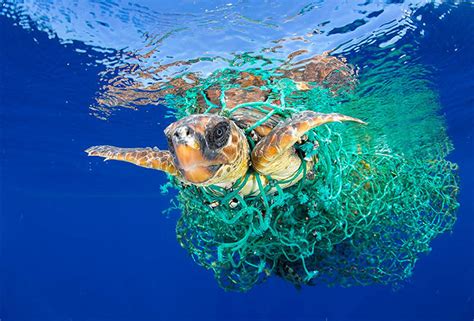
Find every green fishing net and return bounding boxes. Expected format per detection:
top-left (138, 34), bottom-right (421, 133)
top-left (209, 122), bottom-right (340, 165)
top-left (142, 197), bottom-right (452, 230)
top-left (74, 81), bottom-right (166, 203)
top-left (161, 57), bottom-right (459, 292)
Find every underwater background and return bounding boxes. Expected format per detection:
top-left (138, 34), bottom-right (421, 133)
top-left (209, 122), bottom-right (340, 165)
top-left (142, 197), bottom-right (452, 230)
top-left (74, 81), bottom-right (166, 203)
top-left (1, 1), bottom-right (473, 321)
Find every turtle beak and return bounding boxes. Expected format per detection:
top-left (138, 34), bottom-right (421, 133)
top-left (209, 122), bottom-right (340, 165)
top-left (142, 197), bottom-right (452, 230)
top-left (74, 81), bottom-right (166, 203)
top-left (166, 125), bottom-right (206, 171)
top-left (170, 137), bottom-right (214, 184)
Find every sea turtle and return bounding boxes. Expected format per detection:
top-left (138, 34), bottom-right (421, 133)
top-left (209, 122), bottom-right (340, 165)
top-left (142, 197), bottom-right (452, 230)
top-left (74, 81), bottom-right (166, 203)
top-left (86, 110), bottom-right (364, 196)
top-left (86, 53), bottom-right (365, 197)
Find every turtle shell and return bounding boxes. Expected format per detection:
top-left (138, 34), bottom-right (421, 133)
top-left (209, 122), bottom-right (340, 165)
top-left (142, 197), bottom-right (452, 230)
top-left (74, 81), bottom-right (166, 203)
top-left (194, 53), bottom-right (356, 139)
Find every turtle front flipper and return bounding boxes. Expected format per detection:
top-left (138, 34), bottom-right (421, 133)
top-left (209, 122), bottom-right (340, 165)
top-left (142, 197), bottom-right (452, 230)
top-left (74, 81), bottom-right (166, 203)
top-left (85, 145), bottom-right (178, 176)
top-left (251, 111), bottom-right (366, 177)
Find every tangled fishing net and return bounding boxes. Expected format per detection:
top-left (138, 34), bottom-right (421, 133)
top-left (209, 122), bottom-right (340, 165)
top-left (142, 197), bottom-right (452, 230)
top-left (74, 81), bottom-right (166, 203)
top-left (159, 55), bottom-right (459, 292)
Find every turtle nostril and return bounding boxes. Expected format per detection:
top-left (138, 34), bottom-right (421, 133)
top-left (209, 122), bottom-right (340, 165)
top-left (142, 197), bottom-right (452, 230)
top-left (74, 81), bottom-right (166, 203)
top-left (174, 126), bottom-right (191, 139)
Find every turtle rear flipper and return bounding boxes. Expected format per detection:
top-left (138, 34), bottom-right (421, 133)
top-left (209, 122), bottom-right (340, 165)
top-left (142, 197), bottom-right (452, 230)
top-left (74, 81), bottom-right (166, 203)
top-left (85, 145), bottom-right (178, 176)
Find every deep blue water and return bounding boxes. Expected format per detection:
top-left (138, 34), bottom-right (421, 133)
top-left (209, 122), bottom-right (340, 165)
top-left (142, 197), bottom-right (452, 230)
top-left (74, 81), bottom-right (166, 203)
top-left (1, 1), bottom-right (473, 321)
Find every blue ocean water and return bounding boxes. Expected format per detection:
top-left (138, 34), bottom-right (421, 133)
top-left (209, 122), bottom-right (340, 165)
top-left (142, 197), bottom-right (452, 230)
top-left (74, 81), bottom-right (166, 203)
top-left (0, 1), bottom-right (473, 321)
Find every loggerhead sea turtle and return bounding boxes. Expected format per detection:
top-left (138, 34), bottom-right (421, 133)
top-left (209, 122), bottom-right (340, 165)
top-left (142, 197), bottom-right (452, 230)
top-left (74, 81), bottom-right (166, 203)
top-left (86, 53), bottom-right (366, 198)
top-left (86, 110), bottom-right (365, 197)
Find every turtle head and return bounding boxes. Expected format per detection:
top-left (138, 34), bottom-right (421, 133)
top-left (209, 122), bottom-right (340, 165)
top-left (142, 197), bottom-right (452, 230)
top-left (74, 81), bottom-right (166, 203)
top-left (164, 114), bottom-right (249, 186)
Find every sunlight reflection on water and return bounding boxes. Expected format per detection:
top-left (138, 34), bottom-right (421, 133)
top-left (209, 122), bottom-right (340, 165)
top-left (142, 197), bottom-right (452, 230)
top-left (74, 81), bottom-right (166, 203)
top-left (2, 0), bottom-right (434, 65)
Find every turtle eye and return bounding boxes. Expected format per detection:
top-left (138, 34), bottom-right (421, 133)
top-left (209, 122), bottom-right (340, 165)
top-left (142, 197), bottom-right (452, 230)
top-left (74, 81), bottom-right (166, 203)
top-left (207, 121), bottom-right (230, 149)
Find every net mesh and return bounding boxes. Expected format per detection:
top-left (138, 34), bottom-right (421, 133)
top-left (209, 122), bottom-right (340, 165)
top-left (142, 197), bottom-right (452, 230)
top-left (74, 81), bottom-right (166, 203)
top-left (161, 60), bottom-right (459, 292)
